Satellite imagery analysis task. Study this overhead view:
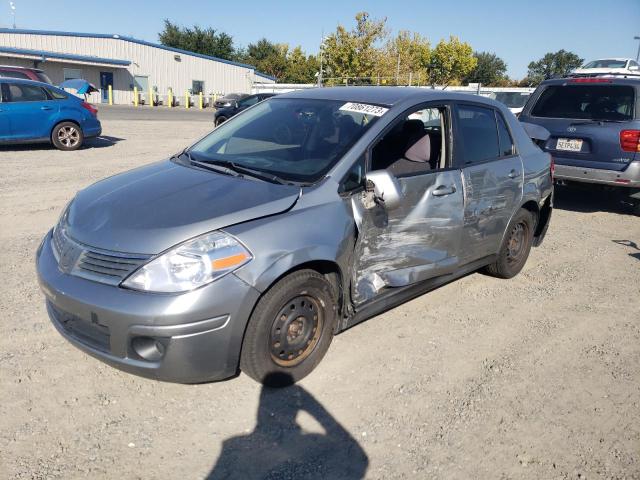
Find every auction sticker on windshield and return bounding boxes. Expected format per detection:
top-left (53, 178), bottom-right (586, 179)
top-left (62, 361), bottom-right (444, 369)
top-left (339, 102), bottom-right (389, 117)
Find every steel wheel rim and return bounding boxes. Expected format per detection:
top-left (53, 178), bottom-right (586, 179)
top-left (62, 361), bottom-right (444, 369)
top-left (58, 126), bottom-right (80, 147)
top-left (269, 295), bottom-right (324, 367)
top-left (506, 222), bottom-right (527, 265)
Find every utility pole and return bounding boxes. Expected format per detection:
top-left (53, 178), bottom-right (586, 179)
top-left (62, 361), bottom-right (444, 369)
top-left (317, 30), bottom-right (324, 88)
top-left (9, 1), bottom-right (16, 29)
top-left (635, 36), bottom-right (640, 61)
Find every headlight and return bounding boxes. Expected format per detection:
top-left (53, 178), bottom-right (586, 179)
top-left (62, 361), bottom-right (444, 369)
top-left (122, 231), bottom-right (252, 293)
top-left (222, 102), bottom-right (232, 107)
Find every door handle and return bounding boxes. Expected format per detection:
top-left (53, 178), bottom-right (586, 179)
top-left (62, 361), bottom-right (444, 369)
top-left (432, 184), bottom-right (457, 197)
top-left (41, 106), bottom-right (53, 111)
top-left (508, 169), bottom-right (520, 179)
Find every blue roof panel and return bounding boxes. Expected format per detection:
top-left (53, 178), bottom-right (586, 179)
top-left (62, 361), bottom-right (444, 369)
top-left (0, 45), bottom-right (131, 66)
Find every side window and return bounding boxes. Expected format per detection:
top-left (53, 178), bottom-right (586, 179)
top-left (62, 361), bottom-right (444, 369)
top-left (46, 88), bottom-right (67, 100)
top-left (495, 112), bottom-right (515, 157)
top-left (239, 96), bottom-right (259, 108)
top-left (339, 155), bottom-right (366, 193)
top-left (456, 104), bottom-right (499, 164)
top-left (370, 105), bottom-right (448, 176)
top-left (7, 83), bottom-right (48, 102)
top-left (0, 70), bottom-right (30, 79)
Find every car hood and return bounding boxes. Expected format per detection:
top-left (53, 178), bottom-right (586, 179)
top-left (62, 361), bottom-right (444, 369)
top-left (67, 160), bottom-right (300, 254)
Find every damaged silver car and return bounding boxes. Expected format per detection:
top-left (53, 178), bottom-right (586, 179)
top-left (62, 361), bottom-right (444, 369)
top-left (36, 87), bottom-right (553, 386)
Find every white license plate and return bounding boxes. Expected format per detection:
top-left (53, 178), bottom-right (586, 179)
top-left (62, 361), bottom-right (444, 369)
top-left (556, 138), bottom-right (583, 152)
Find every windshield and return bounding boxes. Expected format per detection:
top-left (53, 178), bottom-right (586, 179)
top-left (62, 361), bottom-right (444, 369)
top-left (531, 85), bottom-right (635, 120)
top-left (491, 92), bottom-right (530, 108)
top-left (583, 59), bottom-right (627, 69)
top-left (189, 98), bottom-right (384, 182)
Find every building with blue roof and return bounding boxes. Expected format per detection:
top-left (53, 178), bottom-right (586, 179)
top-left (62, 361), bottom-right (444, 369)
top-left (0, 28), bottom-right (275, 105)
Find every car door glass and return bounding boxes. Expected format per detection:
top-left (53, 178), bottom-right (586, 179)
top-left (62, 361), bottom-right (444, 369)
top-left (8, 83), bottom-right (48, 102)
top-left (239, 96), bottom-right (259, 108)
top-left (371, 106), bottom-right (448, 176)
top-left (496, 111), bottom-right (514, 157)
top-left (456, 105), bottom-right (499, 164)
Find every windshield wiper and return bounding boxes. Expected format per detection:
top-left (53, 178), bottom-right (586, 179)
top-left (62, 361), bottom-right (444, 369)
top-left (192, 158), bottom-right (289, 185)
top-left (569, 119), bottom-right (626, 126)
top-left (190, 158), bottom-right (242, 178)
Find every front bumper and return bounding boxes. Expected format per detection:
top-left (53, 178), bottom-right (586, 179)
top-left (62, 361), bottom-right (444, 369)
top-left (36, 230), bottom-right (261, 383)
top-left (554, 161), bottom-right (640, 188)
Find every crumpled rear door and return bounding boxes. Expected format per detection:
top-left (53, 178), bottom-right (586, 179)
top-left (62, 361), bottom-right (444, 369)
top-left (350, 170), bottom-right (464, 305)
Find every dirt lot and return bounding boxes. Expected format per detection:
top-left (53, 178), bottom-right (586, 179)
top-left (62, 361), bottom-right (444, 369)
top-left (1, 111), bottom-right (639, 479)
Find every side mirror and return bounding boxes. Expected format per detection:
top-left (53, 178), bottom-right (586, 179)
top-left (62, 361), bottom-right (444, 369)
top-left (366, 170), bottom-right (403, 210)
top-left (234, 101), bottom-right (239, 108)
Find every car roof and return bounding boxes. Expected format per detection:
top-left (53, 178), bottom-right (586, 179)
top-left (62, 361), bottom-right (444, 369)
top-left (0, 65), bottom-right (43, 72)
top-left (586, 58), bottom-right (633, 62)
top-left (0, 77), bottom-right (53, 87)
top-left (276, 86), bottom-right (499, 107)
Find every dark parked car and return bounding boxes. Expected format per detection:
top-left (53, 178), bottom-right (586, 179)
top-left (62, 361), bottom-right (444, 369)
top-left (519, 77), bottom-right (640, 213)
top-left (214, 93), bottom-right (277, 126)
top-left (0, 65), bottom-right (53, 84)
top-left (213, 92), bottom-right (249, 109)
top-left (0, 78), bottom-right (101, 150)
top-left (37, 87), bottom-right (552, 387)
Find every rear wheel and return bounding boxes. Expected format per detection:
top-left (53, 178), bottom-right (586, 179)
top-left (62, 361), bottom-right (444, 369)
top-left (215, 116), bottom-right (227, 127)
top-left (52, 122), bottom-right (83, 151)
top-left (240, 270), bottom-right (337, 387)
top-left (485, 208), bottom-right (535, 279)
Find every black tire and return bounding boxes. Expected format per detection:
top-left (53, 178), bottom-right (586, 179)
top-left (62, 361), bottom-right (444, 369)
top-left (484, 208), bottom-right (535, 279)
top-left (240, 269), bottom-right (337, 387)
top-left (215, 116), bottom-right (227, 127)
top-left (51, 122), bottom-right (84, 151)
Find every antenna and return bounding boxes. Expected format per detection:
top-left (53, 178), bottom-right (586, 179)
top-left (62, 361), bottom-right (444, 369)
top-left (9, 1), bottom-right (16, 29)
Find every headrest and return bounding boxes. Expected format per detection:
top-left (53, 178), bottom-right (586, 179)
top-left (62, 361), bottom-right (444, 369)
top-left (405, 134), bottom-right (431, 163)
top-left (402, 119), bottom-right (425, 136)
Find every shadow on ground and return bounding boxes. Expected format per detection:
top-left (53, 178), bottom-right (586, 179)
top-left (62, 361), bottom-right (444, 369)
top-left (207, 374), bottom-right (368, 479)
top-left (0, 135), bottom-right (124, 152)
top-left (612, 240), bottom-right (640, 261)
top-left (554, 184), bottom-right (638, 216)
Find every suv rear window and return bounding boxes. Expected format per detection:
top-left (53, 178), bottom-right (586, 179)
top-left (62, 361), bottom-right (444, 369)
top-left (531, 85), bottom-right (635, 121)
top-left (0, 70), bottom-right (30, 80)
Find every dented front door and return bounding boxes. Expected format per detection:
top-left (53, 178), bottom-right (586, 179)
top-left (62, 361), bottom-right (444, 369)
top-left (350, 170), bottom-right (464, 305)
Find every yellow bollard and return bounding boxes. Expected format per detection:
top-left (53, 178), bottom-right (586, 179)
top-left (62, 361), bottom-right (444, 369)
top-left (149, 87), bottom-right (153, 107)
top-left (134, 87), bottom-right (139, 107)
top-left (199, 92), bottom-right (203, 109)
top-left (108, 85), bottom-right (113, 105)
top-left (185, 90), bottom-right (189, 109)
top-left (168, 88), bottom-right (173, 108)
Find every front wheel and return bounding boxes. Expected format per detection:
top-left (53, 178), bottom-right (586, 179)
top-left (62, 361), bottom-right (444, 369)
top-left (215, 116), bottom-right (227, 127)
top-left (240, 270), bottom-right (337, 387)
top-left (484, 208), bottom-right (535, 279)
top-left (52, 122), bottom-right (84, 151)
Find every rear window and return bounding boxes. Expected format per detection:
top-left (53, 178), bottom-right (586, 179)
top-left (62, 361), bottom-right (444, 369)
top-left (531, 85), bottom-right (635, 121)
top-left (35, 72), bottom-right (53, 84)
top-left (0, 70), bottom-right (30, 80)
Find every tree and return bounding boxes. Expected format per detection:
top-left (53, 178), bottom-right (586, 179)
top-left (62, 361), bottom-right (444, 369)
top-left (426, 36), bottom-right (477, 87)
top-left (159, 20), bottom-right (235, 60)
top-left (382, 31), bottom-right (430, 85)
top-left (240, 38), bottom-right (289, 79)
top-left (282, 47), bottom-right (319, 83)
top-left (322, 12), bottom-right (387, 83)
top-left (526, 49), bottom-right (583, 84)
top-left (463, 51), bottom-right (507, 86)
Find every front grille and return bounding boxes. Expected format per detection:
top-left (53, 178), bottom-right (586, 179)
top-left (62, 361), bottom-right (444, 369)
top-left (52, 227), bottom-right (150, 286)
top-left (48, 301), bottom-right (111, 353)
top-left (76, 249), bottom-right (149, 285)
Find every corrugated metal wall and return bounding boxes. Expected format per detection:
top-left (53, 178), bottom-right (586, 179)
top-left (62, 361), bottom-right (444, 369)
top-left (0, 32), bottom-right (274, 104)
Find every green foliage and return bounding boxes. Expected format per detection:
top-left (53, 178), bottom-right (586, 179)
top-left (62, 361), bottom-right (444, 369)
top-left (463, 51), bottom-right (508, 86)
top-left (322, 12), bottom-right (388, 83)
top-left (526, 49), bottom-right (584, 84)
top-left (240, 39), bottom-right (318, 83)
top-left (382, 31), bottom-right (431, 84)
top-left (426, 36), bottom-right (477, 87)
top-left (159, 20), bottom-right (235, 61)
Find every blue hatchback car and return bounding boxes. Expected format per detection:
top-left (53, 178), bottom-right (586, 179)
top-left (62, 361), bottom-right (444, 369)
top-left (0, 78), bottom-right (101, 150)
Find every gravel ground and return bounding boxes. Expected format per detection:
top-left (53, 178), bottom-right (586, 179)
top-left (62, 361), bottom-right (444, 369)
top-left (1, 115), bottom-right (639, 480)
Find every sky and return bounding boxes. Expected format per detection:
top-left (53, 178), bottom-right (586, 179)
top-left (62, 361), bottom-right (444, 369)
top-left (1, 0), bottom-right (639, 79)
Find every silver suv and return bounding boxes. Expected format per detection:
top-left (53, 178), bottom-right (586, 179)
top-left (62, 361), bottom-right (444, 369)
top-left (36, 87), bottom-right (553, 386)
